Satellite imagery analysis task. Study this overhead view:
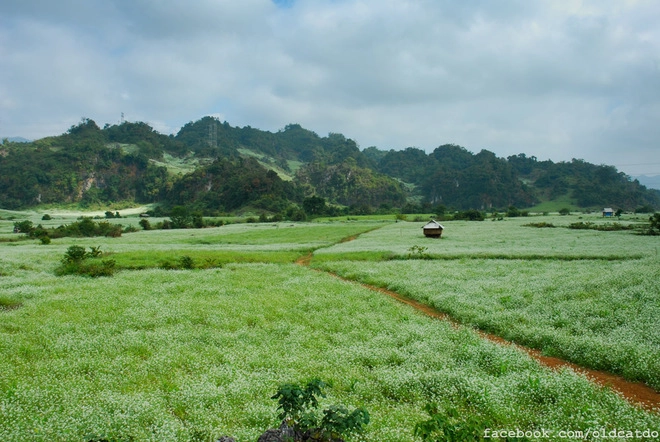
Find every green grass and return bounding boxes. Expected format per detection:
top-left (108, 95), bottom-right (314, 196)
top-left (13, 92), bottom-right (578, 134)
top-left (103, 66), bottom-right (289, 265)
top-left (149, 153), bottom-right (212, 175)
top-left (315, 215), bottom-right (657, 259)
top-left (1, 210), bottom-right (659, 440)
top-left (1, 265), bottom-right (658, 441)
top-left (314, 257), bottom-right (660, 389)
top-left (527, 194), bottom-right (580, 213)
top-left (109, 249), bottom-right (304, 269)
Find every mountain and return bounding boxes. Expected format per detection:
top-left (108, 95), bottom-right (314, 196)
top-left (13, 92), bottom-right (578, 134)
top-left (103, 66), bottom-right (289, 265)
top-left (1, 137), bottom-right (31, 143)
top-left (0, 117), bottom-right (658, 214)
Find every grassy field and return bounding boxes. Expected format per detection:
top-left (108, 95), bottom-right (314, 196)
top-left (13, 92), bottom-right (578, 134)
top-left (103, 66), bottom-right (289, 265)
top-left (1, 212), bottom-right (659, 441)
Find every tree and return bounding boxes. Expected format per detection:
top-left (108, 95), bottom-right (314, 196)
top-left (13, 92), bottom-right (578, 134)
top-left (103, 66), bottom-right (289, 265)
top-left (169, 206), bottom-right (192, 229)
top-left (303, 196), bottom-right (327, 215)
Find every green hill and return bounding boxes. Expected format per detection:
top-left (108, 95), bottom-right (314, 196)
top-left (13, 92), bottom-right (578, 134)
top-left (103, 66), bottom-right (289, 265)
top-left (1, 117), bottom-right (658, 215)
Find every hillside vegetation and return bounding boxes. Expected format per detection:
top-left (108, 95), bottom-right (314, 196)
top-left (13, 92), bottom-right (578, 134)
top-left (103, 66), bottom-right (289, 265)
top-left (1, 117), bottom-right (658, 215)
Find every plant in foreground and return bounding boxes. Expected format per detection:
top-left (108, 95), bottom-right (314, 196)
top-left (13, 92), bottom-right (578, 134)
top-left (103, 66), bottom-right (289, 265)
top-left (414, 403), bottom-right (493, 442)
top-left (269, 379), bottom-right (369, 441)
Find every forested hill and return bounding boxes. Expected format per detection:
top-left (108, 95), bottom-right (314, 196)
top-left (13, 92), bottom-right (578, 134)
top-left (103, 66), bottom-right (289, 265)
top-left (1, 117), bottom-right (658, 214)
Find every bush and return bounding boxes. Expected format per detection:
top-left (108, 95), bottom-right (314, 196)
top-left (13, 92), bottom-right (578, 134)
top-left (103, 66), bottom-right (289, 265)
top-left (139, 219), bottom-right (152, 230)
top-left (56, 246), bottom-right (115, 277)
top-left (63, 245), bottom-right (88, 263)
top-left (454, 209), bottom-right (485, 221)
top-left (13, 220), bottom-right (34, 234)
top-left (179, 255), bottom-right (195, 269)
top-left (414, 403), bottom-right (492, 441)
top-left (269, 379), bottom-right (369, 441)
top-left (523, 222), bottom-right (555, 228)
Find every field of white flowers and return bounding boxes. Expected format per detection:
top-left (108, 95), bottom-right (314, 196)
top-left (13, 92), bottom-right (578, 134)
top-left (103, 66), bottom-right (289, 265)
top-left (315, 215), bottom-right (659, 259)
top-left (1, 212), bottom-right (659, 441)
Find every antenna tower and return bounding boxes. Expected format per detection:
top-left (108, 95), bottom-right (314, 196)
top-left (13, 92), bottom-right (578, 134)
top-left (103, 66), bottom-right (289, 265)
top-left (208, 119), bottom-right (217, 149)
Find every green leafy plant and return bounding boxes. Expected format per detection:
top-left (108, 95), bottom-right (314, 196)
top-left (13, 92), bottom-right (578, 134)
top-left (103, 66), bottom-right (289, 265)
top-left (407, 245), bottom-right (430, 259)
top-left (320, 405), bottom-right (370, 440)
top-left (178, 255), bottom-right (195, 269)
top-left (272, 379), bottom-right (326, 424)
top-left (270, 379), bottom-right (369, 441)
top-left (414, 403), bottom-right (491, 442)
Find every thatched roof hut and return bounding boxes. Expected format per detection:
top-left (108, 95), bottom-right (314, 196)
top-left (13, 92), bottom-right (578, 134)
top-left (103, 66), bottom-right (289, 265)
top-left (422, 220), bottom-right (444, 238)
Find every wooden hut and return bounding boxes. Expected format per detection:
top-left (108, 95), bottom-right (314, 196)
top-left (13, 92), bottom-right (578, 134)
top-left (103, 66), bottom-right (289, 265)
top-left (422, 220), bottom-right (444, 238)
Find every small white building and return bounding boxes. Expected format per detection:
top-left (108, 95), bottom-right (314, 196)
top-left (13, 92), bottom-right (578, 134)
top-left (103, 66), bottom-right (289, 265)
top-left (422, 220), bottom-right (444, 238)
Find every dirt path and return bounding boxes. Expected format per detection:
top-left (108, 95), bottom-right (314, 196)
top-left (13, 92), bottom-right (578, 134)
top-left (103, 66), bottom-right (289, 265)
top-left (356, 280), bottom-right (660, 413)
top-left (295, 253), bottom-right (660, 413)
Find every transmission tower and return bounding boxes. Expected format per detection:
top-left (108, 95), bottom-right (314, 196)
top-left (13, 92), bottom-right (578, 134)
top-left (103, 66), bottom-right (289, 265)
top-left (208, 119), bottom-right (217, 149)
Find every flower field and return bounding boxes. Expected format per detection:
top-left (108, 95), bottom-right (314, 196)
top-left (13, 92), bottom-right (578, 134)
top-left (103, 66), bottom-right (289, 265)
top-left (1, 213), bottom-right (659, 441)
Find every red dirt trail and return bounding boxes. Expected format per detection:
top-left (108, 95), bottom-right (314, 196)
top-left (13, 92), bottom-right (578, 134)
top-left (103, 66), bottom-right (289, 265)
top-left (295, 253), bottom-right (660, 413)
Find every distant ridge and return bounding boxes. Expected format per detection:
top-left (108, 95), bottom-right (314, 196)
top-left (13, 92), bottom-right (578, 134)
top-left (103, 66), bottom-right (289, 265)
top-left (1, 137), bottom-right (31, 143)
top-left (0, 117), bottom-right (658, 212)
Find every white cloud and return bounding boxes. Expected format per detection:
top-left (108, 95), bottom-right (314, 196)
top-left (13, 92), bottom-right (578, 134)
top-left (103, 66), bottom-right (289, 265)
top-left (1, 0), bottom-right (659, 175)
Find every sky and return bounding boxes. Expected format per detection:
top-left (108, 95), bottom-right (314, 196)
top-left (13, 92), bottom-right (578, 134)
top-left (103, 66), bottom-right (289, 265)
top-left (1, 0), bottom-right (659, 178)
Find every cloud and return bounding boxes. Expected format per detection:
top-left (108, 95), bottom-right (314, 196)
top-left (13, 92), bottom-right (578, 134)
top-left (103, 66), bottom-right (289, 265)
top-left (1, 0), bottom-right (659, 175)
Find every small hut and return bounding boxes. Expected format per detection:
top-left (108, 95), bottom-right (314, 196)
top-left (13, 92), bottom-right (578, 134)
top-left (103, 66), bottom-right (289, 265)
top-left (602, 208), bottom-right (614, 217)
top-left (422, 220), bottom-right (444, 238)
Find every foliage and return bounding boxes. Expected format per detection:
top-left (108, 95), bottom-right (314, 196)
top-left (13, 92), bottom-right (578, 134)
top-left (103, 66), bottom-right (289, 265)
top-left (568, 221), bottom-right (634, 231)
top-left (270, 379), bottom-right (369, 441)
top-left (62, 245), bottom-right (88, 263)
top-left (272, 379), bottom-right (327, 423)
top-left (407, 245), bottom-right (431, 259)
top-left (32, 218), bottom-right (123, 238)
top-left (57, 246), bottom-right (116, 277)
top-left (558, 208), bottom-right (571, 215)
top-left (138, 218), bottom-right (151, 230)
top-left (2, 117), bottom-right (658, 213)
top-left (522, 222), bottom-right (555, 228)
top-left (453, 209), bottom-right (485, 221)
top-left (1, 223), bottom-right (660, 440)
top-left (414, 403), bottom-right (490, 442)
top-left (640, 213), bottom-right (660, 236)
top-left (178, 255), bottom-right (195, 269)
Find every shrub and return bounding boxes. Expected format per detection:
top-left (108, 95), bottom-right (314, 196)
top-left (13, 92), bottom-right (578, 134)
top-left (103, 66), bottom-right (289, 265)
top-left (454, 209), bottom-right (485, 221)
top-left (414, 403), bottom-right (491, 442)
top-left (13, 220), bottom-right (34, 234)
top-left (179, 255), bottom-right (195, 269)
top-left (63, 245), bottom-right (88, 263)
top-left (41, 214), bottom-right (52, 220)
top-left (270, 379), bottom-right (369, 441)
top-left (139, 219), bottom-right (152, 230)
top-left (523, 222), bottom-right (555, 228)
top-left (407, 245), bottom-right (431, 259)
top-left (56, 246), bottom-right (115, 277)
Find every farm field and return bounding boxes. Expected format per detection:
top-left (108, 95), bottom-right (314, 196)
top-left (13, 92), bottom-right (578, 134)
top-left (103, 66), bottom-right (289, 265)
top-left (0, 211), bottom-right (659, 441)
